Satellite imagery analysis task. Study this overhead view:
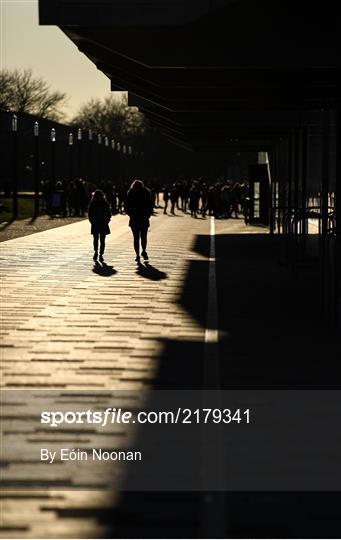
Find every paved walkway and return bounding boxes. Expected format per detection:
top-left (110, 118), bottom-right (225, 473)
top-left (1, 212), bottom-right (339, 538)
top-left (0, 216), bottom-right (85, 243)
top-left (1, 212), bottom-right (209, 390)
top-left (1, 211), bottom-right (214, 539)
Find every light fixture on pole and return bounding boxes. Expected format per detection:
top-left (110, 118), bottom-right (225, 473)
top-left (68, 133), bottom-right (74, 180)
top-left (98, 134), bottom-right (102, 183)
top-left (88, 129), bottom-right (93, 182)
top-left (33, 122), bottom-right (40, 217)
top-left (50, 128), bottom-right (56, 185)
top-left (77, 128), bottom-right (82, 176)
top-left (11, 114), bottom-right (18, 219)
top-left (104, 137), bottom-right (109, 179)
top-left (12, 114), bottom-right (18, 133)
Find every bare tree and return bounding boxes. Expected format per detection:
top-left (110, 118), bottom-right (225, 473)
top-left (0, 70), bottom-right (13, 112)
top-left (71, 93), bottom-right (146, 142)
top-left (0, 68), bottom-right (68, 121)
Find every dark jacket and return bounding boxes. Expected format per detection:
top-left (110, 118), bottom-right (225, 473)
top-left (125, 187), bottom-right (153, 230)
top-left (88, 199), bottom-right (111, 235)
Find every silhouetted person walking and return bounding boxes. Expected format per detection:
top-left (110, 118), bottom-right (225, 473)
top-left (170, 184), bottom-right (178, 214)
top-left (189, 184), bottom-right (200, 218)
top-left (88, 190), bottom-right (111, 261)
top-left (163, 185), bottom-right (170, 214)
top-left (125, 179), bottom-right (153, 262)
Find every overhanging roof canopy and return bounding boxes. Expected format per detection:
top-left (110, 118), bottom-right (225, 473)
top-left (39, 0), bottom-right (339, 149)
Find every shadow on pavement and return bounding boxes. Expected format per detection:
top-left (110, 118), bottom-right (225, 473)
top-left (110, 233), bottom-right (341, 538)
top-left (92, 261), bottom-right (117, 277)
top-left (136, 262), bottom-right (167, 281)
top-left (214, 234), bottom-right (340, 389)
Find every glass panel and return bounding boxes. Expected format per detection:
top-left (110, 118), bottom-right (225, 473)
top-left (254, 181), bottom-right (260, 218)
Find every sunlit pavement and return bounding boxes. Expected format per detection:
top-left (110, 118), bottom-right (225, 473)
top-left (0, 215), bottom-right (85, 243)
top-left (1, 211), bottom-right (212, 389)
top-left (2, 212), bottom-right (338, 538)
top-left (1, 210), bottom-right (215, 538)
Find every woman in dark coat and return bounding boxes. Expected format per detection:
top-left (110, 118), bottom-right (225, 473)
top-left (125, 179), bottom-right (153, 262)
top-left (88, 189), bottom-right (111, 261)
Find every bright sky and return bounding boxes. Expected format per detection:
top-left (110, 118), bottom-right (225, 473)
top-left (0, 0), bottom-right (119, 119)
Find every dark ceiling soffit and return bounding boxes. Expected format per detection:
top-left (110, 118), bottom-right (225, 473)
top-left (39, 0), bottom-right (216, 27)
top-left (84, 58), bottom-right (338, 113)
top-left (63, 26), bottom-right (340, 70)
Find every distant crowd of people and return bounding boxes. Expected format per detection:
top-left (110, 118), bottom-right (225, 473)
top-left (41, 178), bottom-right (91, 218)
top-left (42, 177), bottom-right (250, 223)
top-left (160, 179), bottom-right (250, 220)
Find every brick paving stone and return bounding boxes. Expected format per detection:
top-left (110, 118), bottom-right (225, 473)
top-left (0, 210), bottom-right (214, 538)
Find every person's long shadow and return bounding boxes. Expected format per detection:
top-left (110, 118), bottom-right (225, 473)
top-left (136, 262), bottom-right (167, 281)
top-left (92, 261), bottom-right (117, 277)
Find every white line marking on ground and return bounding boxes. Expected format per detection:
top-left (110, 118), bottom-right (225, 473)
top-left (201, 217), bottom-right (226, 537)
top-left (204, 216), bottom-right (219, 385)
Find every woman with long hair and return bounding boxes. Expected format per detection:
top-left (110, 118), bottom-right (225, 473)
top-left (88, 189), bottom-right (111, 261)
top-left (125, 179), bottom-right (153, 262)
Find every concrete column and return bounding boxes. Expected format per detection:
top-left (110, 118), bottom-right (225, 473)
top-left (294, 128), bottom-right (300, 213)
top-left (287, 132), bottom-right (294, 213)
top-left (335, 106), bottom-right (341, 329)
top-left (320, 110), bottom-right (331, 318)
top-left (301, 126), bottom-right (308, 237)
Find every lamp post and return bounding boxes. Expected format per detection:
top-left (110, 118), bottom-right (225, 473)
top-left (111, 139), bottom-right (115, 177)
top-left (98, 133), bottom-right (102, 184)
top-left (68, 132), bottom-right (74, 181)
top-left (141, 150), bottom-right (145, 177)
top-left (50, 128), bottom-right (56, 186)
top-left (115, 142), bottom-right (121, 182)
top-left (88, 129), bottom-right (93, 183)
top-left (122, 145), bottom-right (127, 182)
top-left (128, 145), bottom-right (133, 176)
top-left (77, 128), bottom-right (82, 177)
top-left (33, 122), bottom-right (40, 218)
top-left (11, 114), bottom-right (18, 219)
top-left (104, 136), bottom-right (109, 180)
